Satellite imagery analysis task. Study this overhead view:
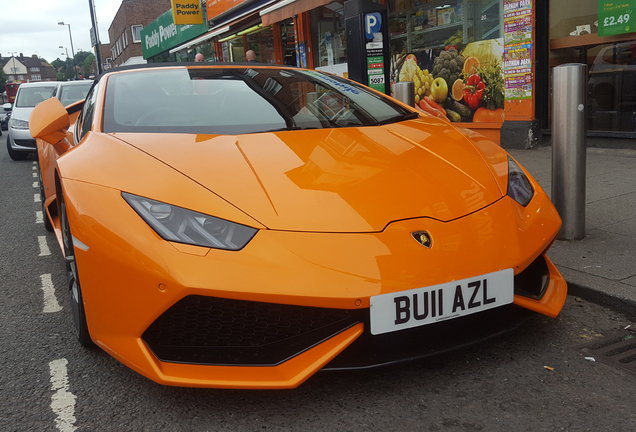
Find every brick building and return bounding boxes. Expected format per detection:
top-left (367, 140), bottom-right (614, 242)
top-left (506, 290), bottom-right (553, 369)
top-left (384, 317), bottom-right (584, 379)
top-left (1, 54), bottom-right (56, 82)
top-left (108, 0), bottom-right (171, 67)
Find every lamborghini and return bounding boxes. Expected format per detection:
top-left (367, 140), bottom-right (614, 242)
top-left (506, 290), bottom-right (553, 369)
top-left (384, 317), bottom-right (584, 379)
top-left (30, 63), bottom-right (567, 389)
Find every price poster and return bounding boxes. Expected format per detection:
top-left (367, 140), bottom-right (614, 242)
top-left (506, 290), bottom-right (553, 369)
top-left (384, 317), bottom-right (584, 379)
top-left (598, 1), bottom-right (636, 37)
top-left (504, 44), bottom-right (533, 99)
top-left (503, 0), bottom-right (533, 100)
top-left (504, 0), bottom-right (533, 44)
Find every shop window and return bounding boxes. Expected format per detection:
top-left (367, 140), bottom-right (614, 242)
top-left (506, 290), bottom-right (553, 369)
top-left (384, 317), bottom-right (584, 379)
top-left (587, 42), bottom-right (636, 132)
top-left (246, 27), bottom-right (276, 64)
top-left (222, 36), bottom-right (245, 62)
top-left (310, 1), bottom-right (347, 68)
top-left (197, 41), bottom-right (216, 62)
top-left (389, 0), bottom-right (502, 61)
top-left (388, 0), bottom-right (505, 121)
top-left (280, 19), bottom-right (297, 66)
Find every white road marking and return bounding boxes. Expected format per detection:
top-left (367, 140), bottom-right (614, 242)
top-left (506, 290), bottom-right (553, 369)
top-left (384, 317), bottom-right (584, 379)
top-left (33, 164), bottom-right (36, 169)
top-left (38, 236), bottom-right (51, 256)
top-left (33, 172), bottom-right (37, 178)
top-left (40, 274), bottom-right (62, 313)
top-left (49, 358), bottom-right (77, 432)
top-left (36, 211), bottom-right (44, 224)
top-left (34, 193), bottom-right (41, 202)
top-left (33, 181), bottom-right (39, 188)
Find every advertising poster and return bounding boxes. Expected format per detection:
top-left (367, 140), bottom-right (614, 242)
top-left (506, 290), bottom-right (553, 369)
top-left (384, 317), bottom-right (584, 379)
top-left (504, 44), bottom-right (533, 99)
top-left (598, 1), bottom-right (636, 37)
top-left (390, 38), bottom-right (505, 124)
top-left (503, 0), bottom-right (533, 101)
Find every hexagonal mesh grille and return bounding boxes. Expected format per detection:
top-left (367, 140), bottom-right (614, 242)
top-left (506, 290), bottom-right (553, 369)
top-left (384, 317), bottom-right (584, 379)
top-left (142, 295), bottom-right (359, 366)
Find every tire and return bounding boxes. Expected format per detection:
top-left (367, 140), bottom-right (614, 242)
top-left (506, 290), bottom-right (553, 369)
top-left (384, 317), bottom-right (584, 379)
top-left (6, 135), bottom-right (28, 161)
top-left (60, 191), bottom-right (94, 348)
top-left (36, 159), bottom-right (54, 232)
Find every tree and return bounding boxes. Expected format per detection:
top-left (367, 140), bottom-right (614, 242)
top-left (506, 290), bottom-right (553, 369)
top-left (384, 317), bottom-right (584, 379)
top-left (0, 68), bottom-right (7, 90)
top-left (51, 58), bottom-right (65, 70)
top-left (82, 53), bottom-right (95, 77)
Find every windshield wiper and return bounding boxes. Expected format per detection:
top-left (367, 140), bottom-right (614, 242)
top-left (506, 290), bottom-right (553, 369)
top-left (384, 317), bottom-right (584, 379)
top-left (376, 111), bottom-right (420, 126)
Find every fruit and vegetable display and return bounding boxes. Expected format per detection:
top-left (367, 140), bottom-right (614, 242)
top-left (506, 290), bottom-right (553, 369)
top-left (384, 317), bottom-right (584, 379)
top-left (393, 39), bottom-right (505, 124)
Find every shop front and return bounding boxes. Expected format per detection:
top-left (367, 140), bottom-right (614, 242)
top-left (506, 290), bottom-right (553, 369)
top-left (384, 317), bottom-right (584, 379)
top-left (549, 0), bottom-right (636, 146)
top-left (140, 9), bottom-right (209, 62)
top-left (387, 0), bottom-right (538, 145)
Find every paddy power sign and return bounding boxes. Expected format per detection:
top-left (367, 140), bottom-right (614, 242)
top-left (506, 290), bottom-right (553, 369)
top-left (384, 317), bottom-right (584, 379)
top-left (171, 0), bottom-right (204, 25)
top-left (141, 9), bottom-right (207, 59)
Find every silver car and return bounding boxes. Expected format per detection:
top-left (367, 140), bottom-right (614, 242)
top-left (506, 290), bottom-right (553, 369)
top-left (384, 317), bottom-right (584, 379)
top-left (6, 81), bottom-right (58, 161)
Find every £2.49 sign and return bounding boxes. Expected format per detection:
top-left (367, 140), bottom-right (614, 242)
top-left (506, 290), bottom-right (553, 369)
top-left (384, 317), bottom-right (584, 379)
top-left (599, 1), bottom-right (636, 37)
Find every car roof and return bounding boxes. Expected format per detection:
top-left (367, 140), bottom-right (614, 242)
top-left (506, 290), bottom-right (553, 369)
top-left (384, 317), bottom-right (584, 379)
top-left (17, 81), bottom-right (60, 89)
top-left (57, 80), bottom-right (94, 86)
top-left (96, 62), bottom-right (298, 82)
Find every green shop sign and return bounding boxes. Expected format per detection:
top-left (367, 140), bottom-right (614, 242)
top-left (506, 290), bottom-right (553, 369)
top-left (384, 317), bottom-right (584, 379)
top-left (598, 1), bottom-right (636, 37)
top-left (141, 9), bottom-right (208, 59)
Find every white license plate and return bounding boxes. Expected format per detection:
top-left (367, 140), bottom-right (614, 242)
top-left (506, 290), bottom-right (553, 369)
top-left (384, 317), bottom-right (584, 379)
top-left (370, 269), bottom-right (514, 335)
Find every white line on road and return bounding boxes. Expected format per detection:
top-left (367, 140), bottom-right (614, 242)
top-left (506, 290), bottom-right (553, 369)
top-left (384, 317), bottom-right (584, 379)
top-left (40, 274), bottom-right (62, 313)
top-left (33, 181), bottom-right (39, 188)
top-left (36, 211), bottom-right (44, 224)
top-left (33, 172), bottom-right (37, 178)
top-left (34, 193), bottom-right (41, 202)
top-left (49, 358), bottom-right (77, 432)
top-left (38, 236), bottom-right (51, 256)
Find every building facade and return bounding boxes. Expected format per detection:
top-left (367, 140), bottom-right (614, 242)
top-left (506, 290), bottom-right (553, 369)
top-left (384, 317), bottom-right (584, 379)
top-left (107, 0), bottom-right (172, 67)
top-left (132, 0), bottom-right (636, 148)
top-left (2, 54), bottom-right (56, 83)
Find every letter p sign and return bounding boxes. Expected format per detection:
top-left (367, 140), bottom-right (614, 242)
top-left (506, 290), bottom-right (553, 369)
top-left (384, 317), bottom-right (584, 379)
top-left (365, 13), bottom-right (381, 40)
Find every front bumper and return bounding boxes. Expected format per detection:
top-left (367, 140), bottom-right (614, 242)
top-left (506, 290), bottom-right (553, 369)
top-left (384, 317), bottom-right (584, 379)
top-left (62, 178), bottom-right (566, 389)
top-left (8, 126), bottom-right (36, 151)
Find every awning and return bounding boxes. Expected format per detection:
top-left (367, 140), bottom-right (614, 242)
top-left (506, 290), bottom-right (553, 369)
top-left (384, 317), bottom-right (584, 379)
top-left (260, 0), bottom-right (333, 26)
top-left (169, 0), bottom-right (278, 54)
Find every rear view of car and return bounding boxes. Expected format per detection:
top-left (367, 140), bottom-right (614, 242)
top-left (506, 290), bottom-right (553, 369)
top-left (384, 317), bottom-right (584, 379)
top-left (6, 81), bottom-right (57, 160)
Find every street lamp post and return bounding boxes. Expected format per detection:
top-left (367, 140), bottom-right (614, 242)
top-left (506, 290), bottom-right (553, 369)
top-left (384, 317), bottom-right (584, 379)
top-left (58, 22), bottom-right (78, 80)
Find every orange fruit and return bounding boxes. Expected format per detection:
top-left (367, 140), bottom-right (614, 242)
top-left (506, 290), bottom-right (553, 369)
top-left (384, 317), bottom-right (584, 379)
top-left (463, 56), bottom-right (479, 75)
top-left (452, 79), bottom-right (464, 101)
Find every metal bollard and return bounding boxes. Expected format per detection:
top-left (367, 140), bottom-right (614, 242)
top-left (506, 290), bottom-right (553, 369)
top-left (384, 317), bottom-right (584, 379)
top-left (552, 63), bottom-right (587, 240)
top-left (392, 81), bottom-right (415, 107)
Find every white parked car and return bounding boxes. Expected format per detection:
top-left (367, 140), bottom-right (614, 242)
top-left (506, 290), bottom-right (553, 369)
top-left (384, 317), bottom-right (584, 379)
top-left (6, 81), bottom-right (58, 160)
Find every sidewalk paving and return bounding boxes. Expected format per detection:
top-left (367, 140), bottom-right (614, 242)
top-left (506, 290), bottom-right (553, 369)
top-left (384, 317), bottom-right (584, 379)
top-left (509, 146), bottom-right (636, 319)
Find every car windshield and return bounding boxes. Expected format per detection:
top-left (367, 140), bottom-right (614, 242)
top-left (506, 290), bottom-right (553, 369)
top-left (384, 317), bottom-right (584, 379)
top-left (58, 83), bottom-right (93, 106)
top-left (15, 86), bottom-right (56, 108)
top-left (103, 67), bottom-right (414, 135)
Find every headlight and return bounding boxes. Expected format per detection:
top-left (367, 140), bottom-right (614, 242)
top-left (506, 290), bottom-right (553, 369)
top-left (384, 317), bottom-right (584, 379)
top-left (507, 157), bottom-right (534, 207)
top-left (122, 192), bottom-right (257, 250)
top-left (10, 118), bottom-right (29, 129)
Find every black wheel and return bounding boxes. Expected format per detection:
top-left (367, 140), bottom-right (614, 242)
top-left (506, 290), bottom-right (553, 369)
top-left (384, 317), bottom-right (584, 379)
top-left (60, 191), bottom-right (94, 348)
top-left (6, 135), bottom-right (28, 161)
top-left (36, 159), bottom-right (53, 232)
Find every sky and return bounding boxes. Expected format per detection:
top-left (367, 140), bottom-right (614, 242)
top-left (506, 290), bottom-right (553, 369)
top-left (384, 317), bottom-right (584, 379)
top-left (0, 1), bottom-right (122, 64)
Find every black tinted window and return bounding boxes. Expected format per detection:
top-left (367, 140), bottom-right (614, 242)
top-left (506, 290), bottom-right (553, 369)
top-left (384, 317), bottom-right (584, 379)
top-left (103, 67), bottom-right (412, 135)
top-left (80, 82), bottom-right (99, 140)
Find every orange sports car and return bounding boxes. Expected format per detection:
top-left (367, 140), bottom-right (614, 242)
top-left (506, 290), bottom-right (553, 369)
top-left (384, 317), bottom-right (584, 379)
top-left (30, 64), bottom-right (566, 389)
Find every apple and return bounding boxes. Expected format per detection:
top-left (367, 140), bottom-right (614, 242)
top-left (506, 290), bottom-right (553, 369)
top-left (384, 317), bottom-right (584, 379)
top-left (430, 77), bottom-right (448, 103)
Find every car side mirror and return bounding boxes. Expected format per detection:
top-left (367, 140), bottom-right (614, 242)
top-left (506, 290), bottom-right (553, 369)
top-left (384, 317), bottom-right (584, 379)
top-left (29, 97), bottom-right (70, 144)
top-left (2, 103), bottom-right (11, 112)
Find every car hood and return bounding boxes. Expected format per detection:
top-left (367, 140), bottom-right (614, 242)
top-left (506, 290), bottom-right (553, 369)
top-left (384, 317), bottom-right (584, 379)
top-left (10, 107), bottom-right (34, 122)
top-left (113, 120), bottom-right (503, 232)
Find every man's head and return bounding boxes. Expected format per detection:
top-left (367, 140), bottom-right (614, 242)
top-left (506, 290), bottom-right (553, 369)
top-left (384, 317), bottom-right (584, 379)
top-left (246, 50), bottom-right (257, 62)
top-left (195, 53), bottom-right (204, 62)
